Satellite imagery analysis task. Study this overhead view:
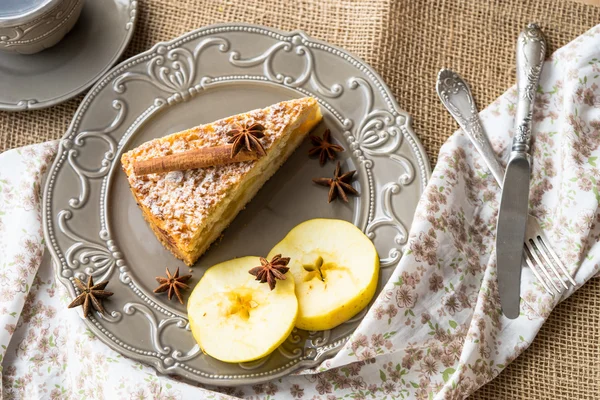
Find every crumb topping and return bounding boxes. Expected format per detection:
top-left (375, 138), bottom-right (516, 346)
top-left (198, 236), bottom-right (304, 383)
top-left (122, 99), bottom-right (314, 244)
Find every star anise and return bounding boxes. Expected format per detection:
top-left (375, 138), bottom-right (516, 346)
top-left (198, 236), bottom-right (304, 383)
top-left (227, 121), bottom-right (267, 158)
top-left (308, 129), bottom-right (344, 165)
top-left (154, 267), bottom-right (192, 304)
top-left (313, 162), bottom-right (359, 203)
top-left (67, 276), bottom-right (114, 318)
top-left (248, 254), bottom-right (291, 290)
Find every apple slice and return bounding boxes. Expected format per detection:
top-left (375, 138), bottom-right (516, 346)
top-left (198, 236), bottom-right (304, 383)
top-left (268, 219), bottom-right (379, 331)
top-left (187, 256), bottom-right (298, 363)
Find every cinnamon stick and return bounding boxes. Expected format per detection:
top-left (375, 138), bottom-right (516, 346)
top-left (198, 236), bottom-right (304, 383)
top-left (133, 145), bottom-right (259, 175)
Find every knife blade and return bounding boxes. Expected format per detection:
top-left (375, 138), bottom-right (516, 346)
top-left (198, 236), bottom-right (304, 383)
top-left (496, 23), bottom-right (547, 319)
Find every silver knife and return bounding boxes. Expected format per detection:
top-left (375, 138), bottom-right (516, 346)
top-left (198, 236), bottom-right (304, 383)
top-left (496, 24), bottom-right (547, 319)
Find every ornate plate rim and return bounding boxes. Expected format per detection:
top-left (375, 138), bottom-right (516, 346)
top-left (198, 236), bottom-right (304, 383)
top-left (42, 22), bottom-right (432, 386)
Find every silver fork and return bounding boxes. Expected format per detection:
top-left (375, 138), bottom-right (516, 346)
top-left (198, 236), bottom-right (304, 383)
top-left (436, 68), bottom-right (576, 295)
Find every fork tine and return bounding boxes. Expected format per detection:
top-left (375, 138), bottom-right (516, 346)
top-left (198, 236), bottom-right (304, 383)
top-left (525, 240), bottom-right (562, 293)
top-left (533, 236), bottom-right (569, 290)
top-left (536, 233), bottom-right (577, 286)
top-left (523, 248), bottom-right (553, 295)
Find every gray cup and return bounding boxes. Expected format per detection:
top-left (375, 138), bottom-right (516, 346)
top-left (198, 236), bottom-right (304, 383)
top-left (0, 0), bottom-right (84, 54)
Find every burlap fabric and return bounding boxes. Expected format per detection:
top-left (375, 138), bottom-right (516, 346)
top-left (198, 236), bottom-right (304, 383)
top-left (1, 0), bottom-right (599, 398)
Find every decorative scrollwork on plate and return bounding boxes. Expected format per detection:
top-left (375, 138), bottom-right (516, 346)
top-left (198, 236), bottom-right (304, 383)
top-left (0, 0), bottom-right (81, 47)
top-left (64, 99), bottom-right (125, 209)
top-left (277, 345), bottom-right (304, 360)
top-left (307, 330), bottom-right (331, 347)
top-left (57, 210), bottom-right (122, 282)
top-left (96, 309), bottom-right (123, 323)
top-left (113, 38), bottom-right (230, 103)
top-left (123, 303), bottom-right (201, 362)
top-left (229, 34), bottom-right (343, 98)
top-left (172, 344), bottom-right (202, 362)
top-left (348, 77), bottom-right (404, 155)
top-left (287, 328), bottom-right (303, 344)
top-left (390, 154), bottom-right (415, 186)
top-left (347, 76), bottom-right (415, 267)
top-left (366, 182), bottom-right (410, 267)
top-left (0, 27), bottom-right (26, 43)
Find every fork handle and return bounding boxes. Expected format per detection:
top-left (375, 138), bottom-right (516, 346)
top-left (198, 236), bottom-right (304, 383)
top-left (436, 69), bottom-right (505, 186)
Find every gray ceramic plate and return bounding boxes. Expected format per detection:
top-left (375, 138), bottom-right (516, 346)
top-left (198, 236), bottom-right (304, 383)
top-left (43, 23), bottom-right (431, 386)
top-left (0, 0), bottom-right (137, 111)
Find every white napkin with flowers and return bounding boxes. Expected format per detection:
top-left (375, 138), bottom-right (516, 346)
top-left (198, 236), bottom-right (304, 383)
top-left (2, 24), bottom-right (600, 400)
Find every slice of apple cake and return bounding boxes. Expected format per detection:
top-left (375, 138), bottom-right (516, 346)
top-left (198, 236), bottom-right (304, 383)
top-left (121, 97), bottom-right (323, 266)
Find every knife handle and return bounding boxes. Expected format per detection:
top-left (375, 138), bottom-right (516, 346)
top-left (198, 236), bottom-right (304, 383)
top-left (436, 68), bottom-right (506, 186)
top-left (512, 23), bottom-right (547, 157)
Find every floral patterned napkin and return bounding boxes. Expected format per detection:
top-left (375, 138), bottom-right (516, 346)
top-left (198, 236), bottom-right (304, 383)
top-left (2, 24), bottom-right (600, 400)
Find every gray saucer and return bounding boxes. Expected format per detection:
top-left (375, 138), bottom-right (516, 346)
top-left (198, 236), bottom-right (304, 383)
top-left (0, 0), bottom-right (136, 111)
